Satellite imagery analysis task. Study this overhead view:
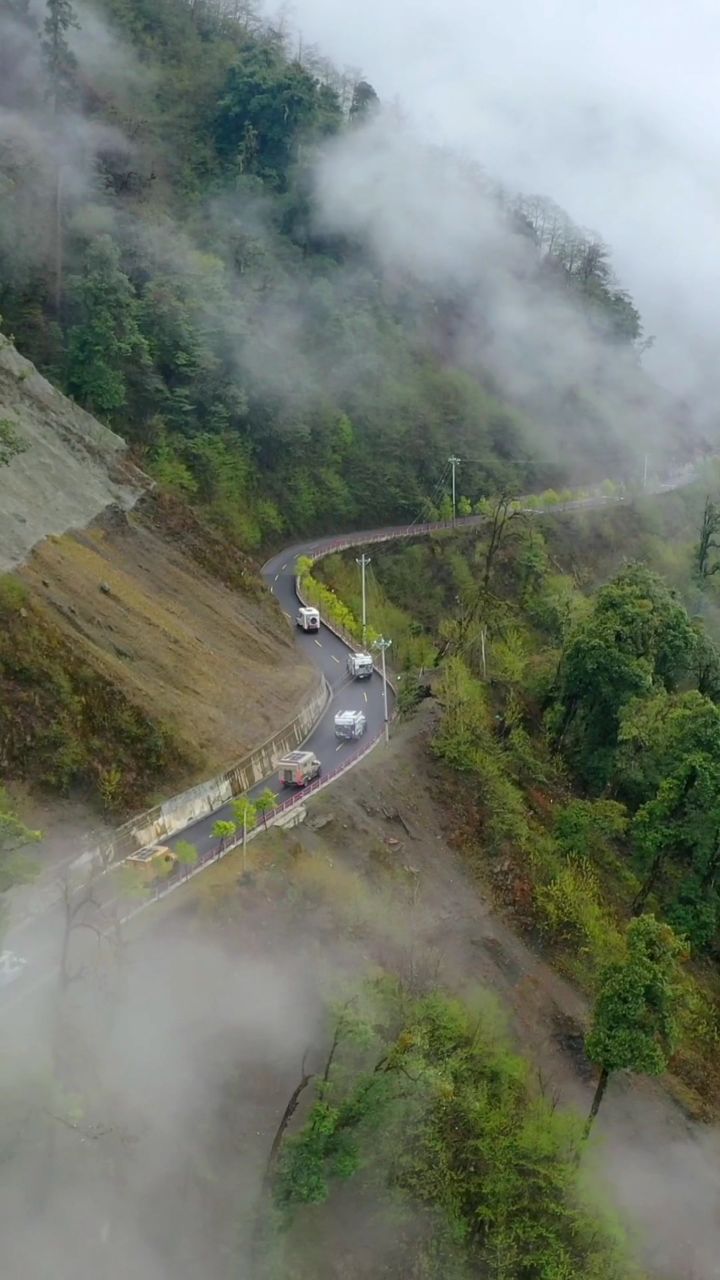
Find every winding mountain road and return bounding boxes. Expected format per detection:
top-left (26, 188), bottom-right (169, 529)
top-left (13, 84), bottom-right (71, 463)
top-left (0, 531), bottom-right (395, 1010)
top-left (154, 538), bottom-right (393, 861)
top-left (0, 464), bottom-right (701, 1009)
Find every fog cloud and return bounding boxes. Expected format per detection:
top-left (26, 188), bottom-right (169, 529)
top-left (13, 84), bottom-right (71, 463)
top-left (283, 0), bottom-right (720, 412)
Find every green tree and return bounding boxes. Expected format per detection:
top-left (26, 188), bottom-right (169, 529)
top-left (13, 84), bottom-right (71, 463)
top-left (66, 236), bottom-right (150, 416)
top-left (585, 915), bottom-right (687, 1133)
top-left (174, 839), bottom-right (198, 866)
top-left (631, 753), bottom-right (720, 946)
top-left (254, 788), bottom-right (277, 827)
top-left (212, 819), bottom-right (236, 843)
top-left (42, 0), bottom-right (79, 311)
top-left (273, 982), bottom-right (636, 1278)
top-left (615, 689), bottom-right (720, 808)
top-left (215, 44), bottom-right (341, 188)
top-left (0, 788), bottom-right (40, 899)
top-left (553, 797), bottom-right (628, 860)
top-left (551, 566), bottom-right (697, 790)
top-left (42, 0), bottom-right (78, 111)
top-left (349, 79), bottom-right (379, 120)
top-left (691, 624), bottom-right (720, 700)
top-left (231, 796), bottom-right (258, 833)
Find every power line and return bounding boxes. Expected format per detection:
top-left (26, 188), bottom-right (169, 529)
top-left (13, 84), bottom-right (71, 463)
top-left (355, 553), bottom-right (371, 643)
top-left (409, 460), bottom-right (451, 528)
top-left (449, 455), bottom-right (461, 525)
top-left (372, 637), bottom-right (392, 743)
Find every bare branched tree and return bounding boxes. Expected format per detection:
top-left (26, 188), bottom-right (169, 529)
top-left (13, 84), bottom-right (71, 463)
top-left (695, 495), bottom-right (720, 578)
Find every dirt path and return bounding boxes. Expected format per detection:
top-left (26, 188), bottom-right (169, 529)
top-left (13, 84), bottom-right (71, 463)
top-left (292, 705), bottom-right (720, 1280)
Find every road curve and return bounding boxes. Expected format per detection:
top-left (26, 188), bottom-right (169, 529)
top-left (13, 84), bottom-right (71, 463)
top-left (147, 463), bottom-right (702, 864)
top-left (0, 463), bottom-right (701, 1010)
top-left (154, 544), bottom-right (392, 862)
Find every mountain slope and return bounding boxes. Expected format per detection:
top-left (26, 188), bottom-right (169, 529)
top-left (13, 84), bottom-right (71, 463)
top-left (0, 0), bottom-right (694, 557)
top-left (0, 335), bottom-right (139, 572)
top-left (0, 338), bottom-right (315, 813)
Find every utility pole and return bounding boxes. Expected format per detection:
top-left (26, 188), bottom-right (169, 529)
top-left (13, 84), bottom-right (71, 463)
top-left (449, 455), bottom-right (461, 525)
top-left (373, 637), bottom-right (392, 743)
top-left (356, 553), bottom-right (371, 644)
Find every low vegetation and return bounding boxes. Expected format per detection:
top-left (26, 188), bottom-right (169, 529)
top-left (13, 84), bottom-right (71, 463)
top-left (0, 572), bottom-right (189, 813)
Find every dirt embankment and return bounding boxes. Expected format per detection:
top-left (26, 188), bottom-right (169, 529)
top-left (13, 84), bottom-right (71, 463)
top-left (13, 493), bottom-right (317, 797)
top-left (0, 337), bottom-right (316, 811)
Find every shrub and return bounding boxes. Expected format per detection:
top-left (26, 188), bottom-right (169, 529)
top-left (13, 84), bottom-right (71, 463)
top-left (0, 576), bottom-right (28, 615)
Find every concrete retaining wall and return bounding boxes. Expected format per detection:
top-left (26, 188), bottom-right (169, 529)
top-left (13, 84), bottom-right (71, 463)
top-left (104, 674), bottom-right (329, 862)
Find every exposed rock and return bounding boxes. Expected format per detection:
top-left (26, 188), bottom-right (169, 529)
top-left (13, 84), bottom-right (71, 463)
top-left (0, 340), bottom-right (141, 573)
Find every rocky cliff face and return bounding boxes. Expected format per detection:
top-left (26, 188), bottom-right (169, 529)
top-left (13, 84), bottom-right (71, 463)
top-left (0, 336), bottom-right (141, 572)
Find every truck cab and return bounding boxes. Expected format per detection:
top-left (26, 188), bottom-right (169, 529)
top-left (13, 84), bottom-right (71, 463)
top-left (347, 651), bottom-right (373, 679)
top-left (334, 709), bottom-right (367, 740)
top-left (278, 750), bottom-right (322, 788)
top-left (296, 607), bottom-right (320, 632)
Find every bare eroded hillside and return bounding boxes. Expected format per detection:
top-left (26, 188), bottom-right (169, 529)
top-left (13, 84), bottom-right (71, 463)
top-left (13, 493), bottom-right (317, 794)
top-left (0, 338), bottom-right (316, 808)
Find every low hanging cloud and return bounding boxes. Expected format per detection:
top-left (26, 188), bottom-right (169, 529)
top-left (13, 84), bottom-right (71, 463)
top-left (312, 117), bottom-right (669, 466)
top-left (282, 0), bottom-right (720, 417)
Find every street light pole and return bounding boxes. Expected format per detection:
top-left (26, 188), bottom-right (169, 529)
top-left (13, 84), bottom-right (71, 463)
top-left (373, 637), bottom-right (392, 743)
top-left (356, 553), bottom-right (371, 644)
top-left (449, 455), bottom-right (461, 525)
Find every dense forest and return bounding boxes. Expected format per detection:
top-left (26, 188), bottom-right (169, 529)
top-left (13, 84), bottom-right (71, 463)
top-left (317, 484), bottom-right (720, 1119)
top-left (0, 0), bottom-right (692, 549)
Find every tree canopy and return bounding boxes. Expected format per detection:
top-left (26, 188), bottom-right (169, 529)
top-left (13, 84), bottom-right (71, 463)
top-left (272, 982), bottom-right (638, 1279)
top-left (551, 566), bottom-right (698, 789)
top-left (0, 0), bottom-right (660, 552)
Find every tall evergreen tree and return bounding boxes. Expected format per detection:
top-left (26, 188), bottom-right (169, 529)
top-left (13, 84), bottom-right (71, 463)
top-left (42, 0), bottom-right (78, 111)
top-left (41, 0), bottom-right (79, 311)
top-left (66, 235), bottom-right (149, 416)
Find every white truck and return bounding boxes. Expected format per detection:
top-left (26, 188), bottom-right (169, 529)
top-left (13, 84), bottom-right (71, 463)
top-left (347, 651), bottom-right (374, 679)
top-left (334, 709), bottom-right (367, 740)
top-left (296, 606), bottom-right (320, 632)
top-left (278, 749), bottom-right (322, 788)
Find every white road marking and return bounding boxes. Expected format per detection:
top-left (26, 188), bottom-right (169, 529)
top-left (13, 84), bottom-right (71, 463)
top-left (314, 638), bottom-right (322, 648)
top-left (281, 563), bottom-right (287, 570)
top-left (336, 743), bottom-right (344, 751)
top-left (270, 586), bottom-right (274, 594)
top-left (274, 573), bottom-right (279, 582)
top-left (331, 654), bottom-right (340, 664)
top-left (363, 691), bottom-right (368, 703)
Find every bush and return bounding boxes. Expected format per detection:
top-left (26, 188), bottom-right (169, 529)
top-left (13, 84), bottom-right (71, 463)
top-left (0, 576), bottom-right (28, 615)
top-left (553, 798), bottom-right (628, 860)
top-left (397, 670), bottom-right (426, 715)
top-left (535, 858), bottom-right (623, 968)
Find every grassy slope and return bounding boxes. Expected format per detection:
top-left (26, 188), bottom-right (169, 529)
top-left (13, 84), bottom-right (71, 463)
top-left (1, 487), bottom-right (315, 816)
